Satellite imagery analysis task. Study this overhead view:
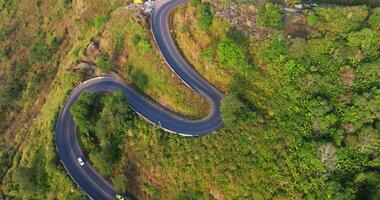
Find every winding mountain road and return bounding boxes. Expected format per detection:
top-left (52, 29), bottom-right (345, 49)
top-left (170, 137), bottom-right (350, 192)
top-left (55, 0), bottom-right (223, 199)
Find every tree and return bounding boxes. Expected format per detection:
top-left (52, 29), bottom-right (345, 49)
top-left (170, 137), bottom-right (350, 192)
top-left (335, 148), bottom-right (368, 177)
top-left (220, 93), bottom-right (249, 129)
top-left (347, 28), bottom-right (380, 59)
top-left (217, 37), bottom-right (249, 70)
top-left (71, 91), bottom-right (134, 177)
top-left (354, 60), bottom-right (380, 92)
top-left (345, 127), bottom-right (380, 156)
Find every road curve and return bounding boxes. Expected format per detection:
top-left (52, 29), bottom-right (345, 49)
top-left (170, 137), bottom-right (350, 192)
top-left (55, 0), bottom-right (223, 199)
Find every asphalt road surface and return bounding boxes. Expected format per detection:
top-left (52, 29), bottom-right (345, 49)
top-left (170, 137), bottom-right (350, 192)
top-left (55, 0), bottom-right (224, 199)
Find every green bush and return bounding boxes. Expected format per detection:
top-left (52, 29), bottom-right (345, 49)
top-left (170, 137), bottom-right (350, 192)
top-left (132, 35), bottom-right (151, 54)
top-left (0, 26), bottom-right (7, 42)
top-left (307, 12), bottom-right (319, 26)
top-left (190, 0), bottom-right (201, 7)
top-left (92, 15), bottom-right (109, 29)
top-left (95, 53), bottom-right (112, 72)
top-left (137, 38), bottom-right (151, 54)
top-left (217, 37), bottom-right (248, 70)
top-left (257, 3), bottom-right (283, 28)
top-left (197, 4), bottom-right (214, 31)
top-left (265, 3), bottom-right (283, 27)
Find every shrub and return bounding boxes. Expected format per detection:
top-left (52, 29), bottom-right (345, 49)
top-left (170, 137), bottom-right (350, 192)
top-left (265, 3), bottom-right (283, 27)
top-left (92, 15), bottom-right (109, 29)
top-left (368, 8), bottom-right (380, 29)
top-left (95, 53), bottom-right (112, 72)
top-left (307, 12), bottom-right (319, 26)
top-left (197, 4), bottom-right (213, 31)
top-left (217, 37), bottom-right (248, 70)
top-left (190, 0), bottom-right (201, 7)
top-left (0, 26), bottom-right (7, 42)
top-left (133, 36), bottom-right (151, 55)
top-left (257, 3), bottom-right (283, 28)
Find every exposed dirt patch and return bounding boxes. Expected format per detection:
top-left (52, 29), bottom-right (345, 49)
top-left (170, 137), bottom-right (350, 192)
top-left (340, 67), bottom-right (355, 87)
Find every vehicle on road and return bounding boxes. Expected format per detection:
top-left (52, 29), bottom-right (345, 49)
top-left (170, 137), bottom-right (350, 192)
top-left (115, 194), bottom-right (125, 200)
top-left (55, 0), bottom-right (224, 199)
top-left (77, 157), bottom-right (85, 166)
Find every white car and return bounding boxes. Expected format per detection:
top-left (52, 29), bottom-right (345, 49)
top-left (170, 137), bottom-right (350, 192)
top-left (77, 157), bottom-right (85, 166)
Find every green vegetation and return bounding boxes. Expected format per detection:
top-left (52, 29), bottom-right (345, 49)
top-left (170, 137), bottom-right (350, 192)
top-left (99, 9), bottom-right (209, 118)
top-left (71, 91), bottom-right (134, 176)
top-left (307, 6), bottom-right (368, 36)
top-left (1, 0), bottom-right (379, 200)
top-left (92, 15), bottom-right (110, 29)
top-left (0, 1), bottom-right (208, 199)
top-left (132, 35), bottom-right (151, 55)
top-left (95, 52), bottom-right (112, 72)
top-left (168, 2), bottom-right (380, 199)
top-left (217, 36), bottom-right (249, 70)
top-left (314, 0), bottom-right (380, 7)
top-left (257, 2), bottom-right (283, 29)
top-left (191, 0), bottom-right (214, 30)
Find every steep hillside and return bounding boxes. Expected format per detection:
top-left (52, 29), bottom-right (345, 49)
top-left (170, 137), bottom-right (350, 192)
top-left (0, 0), bottom-right (207, 199)
top-left (0, 0), bottom-right (379, 200)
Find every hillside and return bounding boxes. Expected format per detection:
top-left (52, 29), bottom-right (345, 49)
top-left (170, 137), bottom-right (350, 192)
top-left (0, 0), bottom-right (380, 199)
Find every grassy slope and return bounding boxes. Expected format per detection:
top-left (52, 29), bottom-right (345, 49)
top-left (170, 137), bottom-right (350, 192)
top-left (98, 9), bottom-right (209, 118)
top-left (172, 5), bottom-right (232, 91)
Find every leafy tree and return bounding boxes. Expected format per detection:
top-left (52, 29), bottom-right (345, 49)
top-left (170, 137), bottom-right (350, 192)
top-left (355, 172), bottom-right (380, 200)
top-left (262, 33), bottom-right (286, 63)
top-left (13, 151), bottom-right (48, 199)
top-left (347, 28), bottom-right (380, 59)
top-left (287, 38), bottom-right (307, 59)
top-left (217, 37), bottom-right (249, 70)
top-left (89, 149), bottom-right (114, 176)
top-left (309, 6), bottom-right (368, 36)
top-left (220, 93), bottom-right (249, 129)
top-left (335, 148), bottom-right (368, 178)
top-left (345, 127), bottom-right (379, 156)
top-left (354, 60), bottom-right (380, 91)
top-left (0, 26), bottom-right (7, 42)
